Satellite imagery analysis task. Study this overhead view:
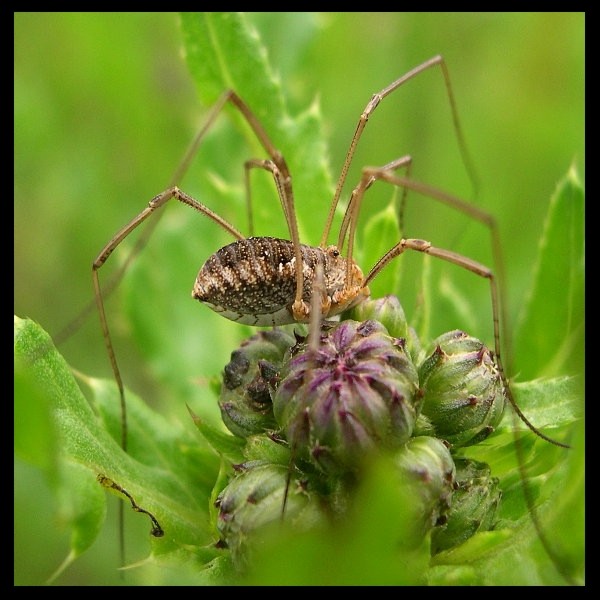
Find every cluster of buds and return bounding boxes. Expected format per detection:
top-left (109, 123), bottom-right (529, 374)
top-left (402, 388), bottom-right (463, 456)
top-left (273, 318), bottom-right (420, 474)
top-left (208, 295), bottom-right (506, 571)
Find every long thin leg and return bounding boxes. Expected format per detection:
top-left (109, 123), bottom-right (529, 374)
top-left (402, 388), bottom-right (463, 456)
top-left (363, 235), bottom-right (572, 582)
top-left (79, 85), bottom-right (306, 574)
top-left (92, 187), bottom-right (245, 454)
top-left (282, 259), bottom-right (326, 520)
top-left (93, 89), bottom-right (307, 456)
top-left (321, 55), bottom-right (478, 249)
top-left (242, 156), bottom-right (308, 310)
top-left (226, 94), bottom-right (305, 305)
top-left (55, 89), bottom-right (300, 346)
top-left (343, 166), bottom-right (508, 370)
top-left (337, 155), bottom-right (413, 253)
top-left (358, 168), bottom-right (544, 438)
top-left (244, 158), bottom-right (296, 243)
top-left (318, 57), bottom-right (509, 357)
top-left (364, 235), bottom-right (568, 449)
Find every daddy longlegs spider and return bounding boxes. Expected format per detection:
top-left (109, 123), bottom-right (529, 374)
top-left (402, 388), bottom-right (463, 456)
top-left (91, 55), bottom-right (569, 578)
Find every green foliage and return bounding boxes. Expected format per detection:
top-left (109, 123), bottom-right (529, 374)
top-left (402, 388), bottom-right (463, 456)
top-left (14, 308), bottom-right (584, 584)
top-left (15, 12), bottom-right (583, 585)
top-left (512, 166), bottom-right (585, 380)
top-left (14, 317), bottom-right (221, 584)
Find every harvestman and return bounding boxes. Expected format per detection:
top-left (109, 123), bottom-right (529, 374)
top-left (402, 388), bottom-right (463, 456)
top-left (91, 55), bottom-right (569, 566)
top-left (93, 55), bottom-right (563, 450)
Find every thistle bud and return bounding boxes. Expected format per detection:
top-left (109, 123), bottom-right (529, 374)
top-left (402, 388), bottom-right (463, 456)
top-left (418, 330), bottom-right (506, 447)
top-left (431, 458), bottom-right (502, 554)
top-left (215, 462), bottom-right (324, 571)
top-left (345, 295), bottom-right (421, 360)
top-left (346, 295), bottom-right (408, 340)
top-left (243, 432), bottom-right (291, 466)
top-left (273, 319), bottom-right (420, 474)
top-left (220, 329), bottom-right (296, 437)
top-left (392, 436), bottom-right (456, 536)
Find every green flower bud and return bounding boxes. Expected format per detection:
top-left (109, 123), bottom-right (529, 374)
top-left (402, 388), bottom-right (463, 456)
top-left (418, 330), bottom-right (506, 447)
top-left (215, 462), bottom-right (325, 571)
top-left (243, 432), bottom-right (291, 466)
top-left (431, 458), bottom-right (502, 554)
top-left (392, 436), bottom-right (456, 536)
top-left (345, 295), bottom-right (421, 359)
top-left (346, 295), bottom-right (408, 340)
top-left (413, 413), bottom-right (436, 438)
top-left (273, 319), bottom-right (420, 474)
top-left (220, 329), bottom-right (296, 437)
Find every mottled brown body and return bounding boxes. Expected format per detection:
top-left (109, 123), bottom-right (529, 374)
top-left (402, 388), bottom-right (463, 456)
top-left (192, 237), bottom-right (368, 326)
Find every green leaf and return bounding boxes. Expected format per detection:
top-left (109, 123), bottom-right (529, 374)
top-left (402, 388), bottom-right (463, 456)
top-left (46, 462), bottom-right (107, 582)
top-left (448, 374), bottom-right (584, 585)
top-left (491, 376), bottom-right (581, 440)
top-left (179, 11), bottom-right (332, 240)
top-left (513, 166), bottom-right (584, 380)
top-left (189, 408), bottom-right (246, 464)
top-left (14, 316), bottom-right (225, 583)
top-left (181, 12), bottom-right (285, 125)
top-left (360, 195), bottom-right (403, 297)
top-left (14, 357), bottom-right (58, 473)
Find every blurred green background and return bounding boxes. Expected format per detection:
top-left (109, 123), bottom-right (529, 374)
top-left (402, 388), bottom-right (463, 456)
top-left (14, 13), bottom-right (584, 585)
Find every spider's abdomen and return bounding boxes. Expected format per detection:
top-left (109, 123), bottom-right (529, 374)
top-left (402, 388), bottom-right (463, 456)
top-left (192, 237), bottom-right (364, 326)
